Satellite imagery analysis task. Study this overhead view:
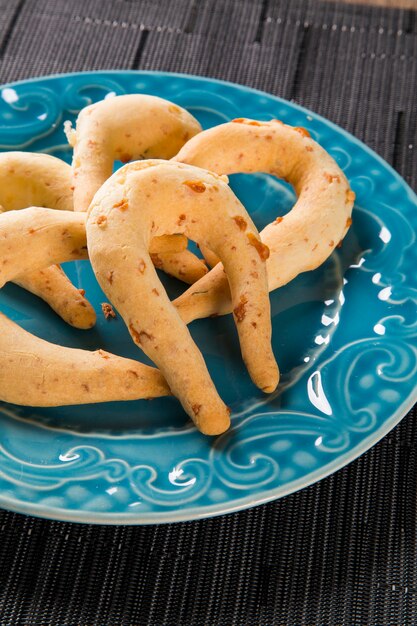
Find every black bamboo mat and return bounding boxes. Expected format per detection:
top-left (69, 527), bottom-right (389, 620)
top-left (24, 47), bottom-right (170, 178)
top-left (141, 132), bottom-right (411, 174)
top-left (0, 1), bottom-right (416, 624)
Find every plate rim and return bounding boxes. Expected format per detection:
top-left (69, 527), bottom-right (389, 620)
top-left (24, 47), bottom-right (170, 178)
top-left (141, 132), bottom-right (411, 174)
top-left (0, 69), bottom-right (416, 525)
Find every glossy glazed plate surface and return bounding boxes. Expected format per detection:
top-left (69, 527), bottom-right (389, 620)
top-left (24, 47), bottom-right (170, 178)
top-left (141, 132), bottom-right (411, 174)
top-left (0, 71), bottom-right (416, 524)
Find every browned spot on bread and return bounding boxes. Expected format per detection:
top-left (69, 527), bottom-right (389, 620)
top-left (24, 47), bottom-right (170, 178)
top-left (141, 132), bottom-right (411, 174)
top-left (265, 135), bottom-right (273, 140)
top-left (81, 383), bottom-right (90, 392)
top-left (233, 216), bottom-right (247, 231)
top-left (138, 259), bottom-right (146, 274)
top-left (97, 214), bottom-right (107, 227)
top-left (247, 232), bottom-right (270, 261)
top-left (234, 295), bottom-right (248, 322)
top-left (98, 349), bottom-right (110, 359)
top-left (101, 303), bottom-right (116, 319)
top-left (337, 240), bottom-right (343, 248)
top-left (250, 271), bottom-right (259, 279)
top-left (346, 216), bottom-right (353, 227)
top-left (152, 288), bottom-right (159, 296)
top-left (87, 139), bottom-right (96, 147)
top-left (169, 104), bottom-right (181, 114)
top-left (305, 145), bottom-right (313, 152)
top-left (251, 321), bottom-right (257, 328)
top-left (120, 153), bottom-right (132, 163)
top-left (129, 326), bottom-right (155, 344)
top-left (324, 173), bottom-right (341, 183)
top-left (113, 198), bottom-right (129, 211)
top-left (209, 313), bottom-right (219, 318)
top-left (129, 324), bottom-right (141, 343)
top-left (275, 216), bottom-right (284, 224)
top-left (294, 127), bottom-right (310, 138)
top-left (78, 288), bottom-right (86, 297)
top-left (183, 180), bottom-right (206, 193)
top-left (312, 243), bottom-right (318, 251)
top-left (139, 330), bottom-right (154, 343)
top-left (150, 253), bottom-right (163, 269)
top-left (106, 270), bottom-right (114, 284)
top-left (177, 213), bottom-right (186, 225)
top-left (128, 369), bottom-right (139, 378)
top-left (232, 118), bottom-right (266, 127)
top-left (28, 228), bottom-right (35, 234)
top-left (329, 240), bottom-right (335, 247)
top-left (192, 404), bottom-right (202, 416)
top-left (346, 190), bottom-right (356, 204)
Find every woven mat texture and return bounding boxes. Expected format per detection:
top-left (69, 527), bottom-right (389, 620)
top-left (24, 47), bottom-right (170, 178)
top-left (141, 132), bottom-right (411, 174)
top-left (0, 0), bottom-right (416, 624)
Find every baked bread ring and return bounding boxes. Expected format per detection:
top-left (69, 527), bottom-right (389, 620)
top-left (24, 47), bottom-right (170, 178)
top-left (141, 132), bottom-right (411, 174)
top-left (0, 207), bottom-right (88, 287)
top-left (65, 96), bottom-right (207, 282)
top-left (0, 207), bottom-right (170, 405)
top-left (0, 312), bottom-right (170, 406)
top-left (65, 94), bottom-right (202, 212)
top-left (0, 152), bottom-right (96, 328)
top-left (13, 265), bottom-right (95, 330)
top-left (0, 205), bottom-right (203, 296)
top-left (0, 151), bottom-right (73, 212)
top-left (173, 119), bottom-right (355, 321)
top-left (87, 160), bottom-right (279, 435)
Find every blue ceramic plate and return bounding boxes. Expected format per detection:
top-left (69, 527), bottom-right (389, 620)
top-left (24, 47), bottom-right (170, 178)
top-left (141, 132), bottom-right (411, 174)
top-left (0, 71), bottom-right (416, 524)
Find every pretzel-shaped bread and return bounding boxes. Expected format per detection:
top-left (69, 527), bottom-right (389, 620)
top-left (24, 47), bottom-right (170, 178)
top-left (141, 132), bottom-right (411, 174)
top-left (65, 95), bottom-right (207, 282)
top-left (66, 93), bottom-right (202, 211)
top-left (0, 152), bottom-right (96, 328)
top-left (0, 312), bottom-right (170, 405)
top-left (0, 207), bottom-right (88, 286)
top-left (173, 119), bottom-right (354, 321)
top-left (0, 208), bottom-right (170, 404)
top-left (86, 160), bottom-right (279, 434)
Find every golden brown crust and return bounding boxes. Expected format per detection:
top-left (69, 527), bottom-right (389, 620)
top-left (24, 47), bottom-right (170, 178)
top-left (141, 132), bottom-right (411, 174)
top-left (67, 94), bottom-right (202, 212)
top-left (173, 119), bottom-right (354, 322)
top-left (0, 152), bottom-right (96, 329)
top-left (87, 160), bottom-right (279, 434)
top-left (0, 313), bottom-right (170, 405)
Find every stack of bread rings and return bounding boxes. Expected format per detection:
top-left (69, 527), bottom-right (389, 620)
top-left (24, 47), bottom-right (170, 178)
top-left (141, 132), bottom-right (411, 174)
top-left (0, 94), bottom-right (354, 435)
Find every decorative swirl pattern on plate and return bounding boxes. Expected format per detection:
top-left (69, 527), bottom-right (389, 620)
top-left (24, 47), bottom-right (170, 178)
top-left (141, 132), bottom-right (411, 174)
top-left (0, 72), bottom-right (415, 523)
top-left (0, 86), bottom-right (61, 148)
top-left (62, 77), bottom-right (127, 113)
top-left (0, 445), bottom-right (129, 489)
top-left (130, 459), bottom-right (212, 506)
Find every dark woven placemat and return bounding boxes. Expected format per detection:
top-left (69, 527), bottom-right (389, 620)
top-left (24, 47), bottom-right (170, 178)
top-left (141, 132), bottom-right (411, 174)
top-left (0, 0), bottom-right (416, 624)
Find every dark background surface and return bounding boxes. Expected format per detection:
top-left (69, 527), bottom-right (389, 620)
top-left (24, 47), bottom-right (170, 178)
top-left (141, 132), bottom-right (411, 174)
top-left (0, 1), bottom-right (416, 624)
